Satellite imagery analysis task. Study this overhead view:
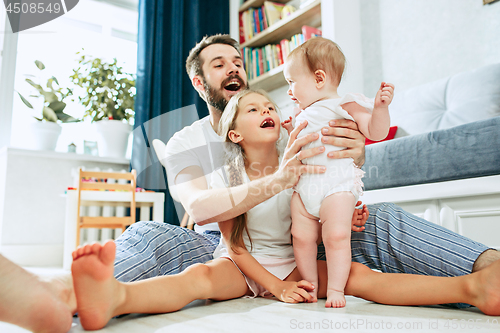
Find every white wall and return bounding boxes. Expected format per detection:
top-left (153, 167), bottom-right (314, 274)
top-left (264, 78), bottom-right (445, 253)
top-left (361, 0), bottom-right (500, 95)
top-left (0, 10), bottom-right (18, 150)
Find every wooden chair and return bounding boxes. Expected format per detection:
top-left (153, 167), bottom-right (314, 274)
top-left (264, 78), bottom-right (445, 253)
top-left (152, 139), bottom-right (194, 230)
top-left (76, 168), bottom-right (137, 246)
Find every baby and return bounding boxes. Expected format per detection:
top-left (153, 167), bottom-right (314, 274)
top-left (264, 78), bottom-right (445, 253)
top-left (282, 37), bottom-right (394, 308)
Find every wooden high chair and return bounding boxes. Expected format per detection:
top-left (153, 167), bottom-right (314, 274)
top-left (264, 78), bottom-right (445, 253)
top-left (76, 168), bottom-right (137, 246)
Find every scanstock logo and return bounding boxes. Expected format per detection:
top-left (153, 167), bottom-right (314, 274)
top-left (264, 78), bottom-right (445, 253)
top-left (3, 0), bottom-right (79, 33)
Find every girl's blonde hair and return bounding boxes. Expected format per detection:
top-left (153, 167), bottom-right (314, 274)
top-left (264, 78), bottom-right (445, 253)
top-left (287, 37), bottom-right (346, 86)
top-left (218, 89), bottom-right (287, 252)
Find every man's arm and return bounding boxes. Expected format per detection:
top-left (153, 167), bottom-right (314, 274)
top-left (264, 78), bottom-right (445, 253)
top-left (176, 121), bottom-right (326, 225)
top-left (321, 119), bottom-right (366, 167)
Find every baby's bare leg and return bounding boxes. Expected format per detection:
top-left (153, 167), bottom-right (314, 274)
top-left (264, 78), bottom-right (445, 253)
top-left (291, 192), bottom-right (321, 302)
top-left (0, 254), bottom-right (73, 333)
top-left (72, 241), bottom-right (248, 330)
top-left (320, 192), bottom-right (355, 308)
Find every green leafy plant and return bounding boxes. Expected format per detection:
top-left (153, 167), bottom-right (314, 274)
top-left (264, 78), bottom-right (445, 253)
top-left (17, 60), bottom-right (78, 123)
top-left (70, 53), bottom-right (136, 122)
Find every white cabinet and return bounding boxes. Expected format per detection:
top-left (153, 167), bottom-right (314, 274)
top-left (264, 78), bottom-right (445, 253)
top-left (0, 147), bottom-right (130, 266)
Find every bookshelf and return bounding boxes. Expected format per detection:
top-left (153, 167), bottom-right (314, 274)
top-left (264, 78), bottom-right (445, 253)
top-left (234, 0), bottom-right (322, 91)
top-left (241, 0), bottom-right (321, 48)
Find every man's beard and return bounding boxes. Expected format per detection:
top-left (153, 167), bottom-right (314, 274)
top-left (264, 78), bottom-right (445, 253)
top-left (202, 74), bottom-right (247, 113)
top-left (203, 80), bottom-right (229, 113)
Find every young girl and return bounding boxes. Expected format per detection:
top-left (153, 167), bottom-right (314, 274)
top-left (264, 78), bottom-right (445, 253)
top-left (282, 37), bottom-right (394, 307)
top-left (71, 90), bottom-right (500, 331)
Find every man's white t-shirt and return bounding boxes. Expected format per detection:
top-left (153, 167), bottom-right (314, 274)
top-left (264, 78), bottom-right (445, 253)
top-left (164, 116), bottom-right (224, 233)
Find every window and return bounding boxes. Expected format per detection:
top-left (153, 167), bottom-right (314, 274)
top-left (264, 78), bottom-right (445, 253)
top-left (10, 0), bottom-right (138, 154)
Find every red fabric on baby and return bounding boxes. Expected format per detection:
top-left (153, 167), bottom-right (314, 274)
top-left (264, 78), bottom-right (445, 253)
top-left (365, 126), bottom-right (398, 145)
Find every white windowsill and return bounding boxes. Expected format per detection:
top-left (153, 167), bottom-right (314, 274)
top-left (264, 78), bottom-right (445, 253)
top-left (0, 147), bottom-right (130, 164)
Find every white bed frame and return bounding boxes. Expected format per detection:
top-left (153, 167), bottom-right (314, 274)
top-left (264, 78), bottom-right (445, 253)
top-left (362, 175), bottom-right (500, 250)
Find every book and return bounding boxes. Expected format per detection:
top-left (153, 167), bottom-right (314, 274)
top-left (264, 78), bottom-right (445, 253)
top-left (261, 5), bottom-right (268, 30)
top-left (263, 1), bottom-right (285, 26)
top-left (258, 8), bottom-right (264, 33)
top-left (302, 25), bottom-right (322, 41)
top-left (252, 9), bottom-right (259, 34)
top-left (239, 11), bottom-right (245, 44)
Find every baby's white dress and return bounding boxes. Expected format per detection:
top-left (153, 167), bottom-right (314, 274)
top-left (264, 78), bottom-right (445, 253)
top-left (295, 93), bottom-right (373, 218)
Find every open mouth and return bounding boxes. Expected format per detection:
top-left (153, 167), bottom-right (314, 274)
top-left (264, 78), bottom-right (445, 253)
top-left (260, 118), bottom-right (275, 128)
top-left (223, 77), bottom-right (243, 92)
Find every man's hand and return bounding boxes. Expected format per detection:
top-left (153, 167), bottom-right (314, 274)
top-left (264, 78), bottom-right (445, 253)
top-left (321, 119), bottom-right (366, 167)
top-left (352, 201), bottom-right (369, 232)
top-left (276, 120), bottom-right (326, 189)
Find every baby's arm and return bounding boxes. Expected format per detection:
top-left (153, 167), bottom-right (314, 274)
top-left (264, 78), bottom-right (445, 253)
top-left (281, 116), bottom-right (294, 135)
top-left (218, 220), bottom-right (313, 303)
top-left (342, 82), bottom-right (394, 141)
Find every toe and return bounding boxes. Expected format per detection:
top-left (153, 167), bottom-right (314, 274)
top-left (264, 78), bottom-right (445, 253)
top-left (91, 242), bottom-right (102, 255)
top-left (100, 241), bottom-right (116, 265)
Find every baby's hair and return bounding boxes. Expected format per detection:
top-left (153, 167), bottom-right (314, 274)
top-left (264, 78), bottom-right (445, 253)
top-left (287, 37), bottom-right (345, 86)
top-left (218, 89), bottom-right (286, 253)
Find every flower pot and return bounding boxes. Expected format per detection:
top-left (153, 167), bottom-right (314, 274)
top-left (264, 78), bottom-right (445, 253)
top-left (94, 120), bottom-right (132, 158)
top-left (29, 121), bottom-right (62, 150)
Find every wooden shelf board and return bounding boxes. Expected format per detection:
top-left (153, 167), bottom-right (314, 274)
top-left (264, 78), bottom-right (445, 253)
top-left (248, 64), bottom-right (287, 91)
top-left (241, 0), bottom-right (321, 48)
top-left (239, 0), bottom-right (289, 12)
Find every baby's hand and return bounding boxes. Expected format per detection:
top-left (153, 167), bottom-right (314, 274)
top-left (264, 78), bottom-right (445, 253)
top-left (281, 116), bottom-right (294, 135)
top-left (375, 82), bottom-right (395, 108)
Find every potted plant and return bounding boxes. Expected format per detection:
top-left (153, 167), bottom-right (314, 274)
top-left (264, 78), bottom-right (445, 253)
top-left (17, 60), bottom-right (79, 150)
top-left (70, 53), bottom-right (136, 158)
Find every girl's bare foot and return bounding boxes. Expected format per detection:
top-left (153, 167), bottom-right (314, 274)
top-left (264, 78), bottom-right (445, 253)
top-left (325, 289), bottom-right (346, 308)
top-left (72, 241), bottom-right (125, 330)
top-left (0, 255), bottom-right (72, 333)
top-left (471, 259), bottom-right (500, 316)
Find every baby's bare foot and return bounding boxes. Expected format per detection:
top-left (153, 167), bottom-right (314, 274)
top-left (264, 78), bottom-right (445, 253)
top-left (72, 241), bottom-right (124, 330)
top-left (472, 259), bottom-right (500, 316)
top-left (325, 289), bottom-right (346, 308)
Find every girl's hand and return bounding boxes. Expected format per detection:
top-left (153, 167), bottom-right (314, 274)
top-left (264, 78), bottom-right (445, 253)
top-left (275, 280), bottom-right (315, 303)
top-left (352, 202), bottom-right (369, 232)
top-left (276, 120), bottom-right (326, 189)
top-left (281, 116), bottom-right (294, 135)
top-left (321, 119), bottom-right (366, 167)
top-left (374, 82), bottom-right (395, 108)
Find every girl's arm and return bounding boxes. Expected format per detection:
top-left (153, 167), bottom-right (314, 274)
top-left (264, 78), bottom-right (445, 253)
top-left (218, 220), bottom-right (313, 303)
top-left (342, 82), bottom-right (394, 141)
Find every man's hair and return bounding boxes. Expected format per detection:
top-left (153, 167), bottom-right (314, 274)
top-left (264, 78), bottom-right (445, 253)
top-left (186, 34), bottom-right (241, 79)
top-left (287, 37), bottom-right (345, 86)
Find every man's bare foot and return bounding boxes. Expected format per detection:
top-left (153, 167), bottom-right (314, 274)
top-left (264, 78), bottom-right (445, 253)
top-left (43, 273), bottom-right (77, 315)
top-left (325, 289), bottom-right (346, 308)
top-left (72, 241), bottom-right (125, 330)
top-left (471, 259), bottom-right (500, 316)
top-left (0, 255), bottom-right (72, 333)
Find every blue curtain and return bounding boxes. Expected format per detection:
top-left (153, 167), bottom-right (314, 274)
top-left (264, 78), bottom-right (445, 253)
top-left (131, 0), bottom-right (230, 225)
